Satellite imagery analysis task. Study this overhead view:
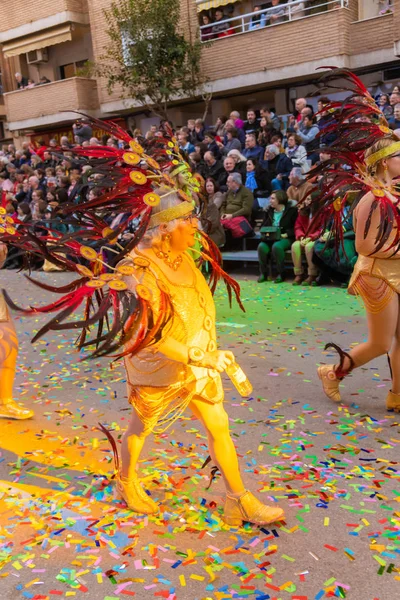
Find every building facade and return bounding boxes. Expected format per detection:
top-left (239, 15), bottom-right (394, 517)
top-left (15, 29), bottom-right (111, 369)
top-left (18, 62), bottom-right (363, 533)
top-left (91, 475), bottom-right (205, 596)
top-left (0, 0), bottom-right (399, 144)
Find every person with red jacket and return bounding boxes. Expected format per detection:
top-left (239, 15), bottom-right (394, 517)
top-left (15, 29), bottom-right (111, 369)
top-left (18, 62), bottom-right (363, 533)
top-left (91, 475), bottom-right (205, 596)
top-left (291, 193), bottom-right (322, 286)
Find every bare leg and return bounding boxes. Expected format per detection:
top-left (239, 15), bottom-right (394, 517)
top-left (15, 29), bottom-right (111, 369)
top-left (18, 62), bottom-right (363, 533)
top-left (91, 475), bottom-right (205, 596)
top-left (0, 319), bottom-right (18, 401)
top-left (389, 295), bottom-right (400, 394)
top-left (120, 407), bottom-right (148, 480)
top-left (189, 397), bottom-right (285, 525)
top-left (117, 404), bottom-right (158, 513)
top-left (343, 291), bottom-right (399, 370)
top-left (189, 398), bottom-right (245, 494)
top-left (0, 317), bottom-right (33, 419)
top-left (319, 288), bottom-right (399, 403)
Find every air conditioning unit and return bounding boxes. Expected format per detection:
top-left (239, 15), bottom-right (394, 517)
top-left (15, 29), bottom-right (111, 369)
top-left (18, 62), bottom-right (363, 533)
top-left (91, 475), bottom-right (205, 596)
top-left (27, 48), bottom-right (48, 64)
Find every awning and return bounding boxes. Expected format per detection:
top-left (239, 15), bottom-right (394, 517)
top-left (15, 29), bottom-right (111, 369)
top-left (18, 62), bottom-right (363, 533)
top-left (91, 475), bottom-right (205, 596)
top-left (196, 0), bottom-right (241, 13)
top-left (3, 24), bottom-right (73, 58)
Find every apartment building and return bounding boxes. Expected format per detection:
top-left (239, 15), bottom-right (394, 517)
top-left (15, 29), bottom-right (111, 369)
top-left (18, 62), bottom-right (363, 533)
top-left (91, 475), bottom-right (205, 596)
top-left (0, 0), bottom-right (399, 145)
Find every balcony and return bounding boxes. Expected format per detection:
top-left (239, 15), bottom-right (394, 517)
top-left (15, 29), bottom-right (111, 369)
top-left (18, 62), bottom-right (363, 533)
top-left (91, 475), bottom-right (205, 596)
top-left (0, 0), bottom-right (89, 63)
top-left (0, 0), bottom-right (88, 37)
top-left (4, 77), bottom-right (99, 131)
top-left (199, 0), bottom-right (349, 42)
top-left (198, 0), bottom-right (354, 92)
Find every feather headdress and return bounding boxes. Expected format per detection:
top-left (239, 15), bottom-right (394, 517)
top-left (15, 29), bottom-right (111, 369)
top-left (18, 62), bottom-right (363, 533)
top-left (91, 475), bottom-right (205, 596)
top-left (1, 118), bottom-right (243, 357)
top-left (307, 67), bottom-right (400, 254)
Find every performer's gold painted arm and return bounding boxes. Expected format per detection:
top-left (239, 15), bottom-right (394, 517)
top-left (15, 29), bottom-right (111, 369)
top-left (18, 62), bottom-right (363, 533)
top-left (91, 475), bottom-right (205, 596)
top-left (156, 337), bottom-right (189, 364)
top-left (355, 193), bottom-right (400, 259)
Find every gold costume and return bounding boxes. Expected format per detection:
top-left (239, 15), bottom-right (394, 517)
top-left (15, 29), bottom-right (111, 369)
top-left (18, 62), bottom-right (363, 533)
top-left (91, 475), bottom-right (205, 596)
top-left (348, 196), bottom-right (400, 313)
top-left (123, 250), bottom-right (223, 432)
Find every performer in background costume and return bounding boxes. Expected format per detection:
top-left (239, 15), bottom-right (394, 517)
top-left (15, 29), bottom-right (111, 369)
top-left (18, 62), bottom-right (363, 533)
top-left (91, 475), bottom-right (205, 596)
top-left (0, 241), bottom-right (33, 419)
top-left (308, 69), bottom-right (400, 412)
top-left (1, 121), bottom-right (284, 526)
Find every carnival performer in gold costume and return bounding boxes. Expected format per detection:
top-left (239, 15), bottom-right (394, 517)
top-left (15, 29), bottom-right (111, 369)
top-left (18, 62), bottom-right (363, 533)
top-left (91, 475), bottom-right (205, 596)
top-left (310, 70), bottom-right (400, 412)
top-left (114, 192), bottom-right (285, 524)
top-left (3, 121), bottom-right (284, 526)
top-left (0, 242), bottom-right (33, 419)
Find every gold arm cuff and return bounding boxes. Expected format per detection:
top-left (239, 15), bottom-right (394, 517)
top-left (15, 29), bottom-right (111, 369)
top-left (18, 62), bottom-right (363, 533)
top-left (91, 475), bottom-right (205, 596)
top-left (365, 141), bottom-right (400, 167)
top-left (188, 346), bottom-right (205, 364)
top-left (148, 202), bottom-right (193, 229)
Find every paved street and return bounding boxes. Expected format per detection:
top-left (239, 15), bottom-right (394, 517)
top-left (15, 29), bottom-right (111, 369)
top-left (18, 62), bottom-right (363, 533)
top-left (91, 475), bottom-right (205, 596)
top-left (0, 270), bottom-right (398, 600)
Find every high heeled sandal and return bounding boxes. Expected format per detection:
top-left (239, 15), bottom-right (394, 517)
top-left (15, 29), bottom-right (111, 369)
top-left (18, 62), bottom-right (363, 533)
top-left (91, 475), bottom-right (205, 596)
top-left (116, 473), bottom-right (159, 514)
top-left (0, 399), bottom-right (34, 420)
top-left (386, 390), bottom-right (400, 413)
top-left (223, 490), bottom-right (284, 527)
top-left (318, 343), bottom-right (355, 403)
top-left (98, 423), bottom-right (159, 514)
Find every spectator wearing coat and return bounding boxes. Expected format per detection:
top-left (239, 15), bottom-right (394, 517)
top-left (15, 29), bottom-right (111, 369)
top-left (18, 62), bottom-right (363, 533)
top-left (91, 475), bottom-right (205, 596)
top-left (243, 133), bottom-right (264, 161)
top-left (203, 151), bottom-right (225, 187)
top-left (257, 190), bottom-right (298, 283)
top-left (204, 130), bottom-right (222, 160)
top-left (285, 133), bottom-right (309, 173)
top-left (286, 168), bottom-right (314, 204)
top-left (263, 145), bottom-right (293, 190)
top-left (222, 128), bottom-right (242, 155)
top-left (72, 119), bottom-right (93, 145)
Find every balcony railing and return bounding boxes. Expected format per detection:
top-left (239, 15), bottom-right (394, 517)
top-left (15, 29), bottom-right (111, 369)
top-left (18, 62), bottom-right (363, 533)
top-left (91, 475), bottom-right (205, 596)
top-left (199, 0), bottom-right (349, 42)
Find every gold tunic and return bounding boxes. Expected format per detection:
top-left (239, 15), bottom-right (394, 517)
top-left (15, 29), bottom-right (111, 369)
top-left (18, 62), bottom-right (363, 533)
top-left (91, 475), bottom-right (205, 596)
top-left (348, 194), bottom-right (400, 312)
top-left (122, 250), bottom-right (223, 432)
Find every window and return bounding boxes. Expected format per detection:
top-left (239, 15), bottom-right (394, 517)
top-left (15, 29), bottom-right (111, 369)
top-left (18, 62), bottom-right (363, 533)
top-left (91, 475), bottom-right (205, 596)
top-left (120, 25), bottom-right (154, 68)
top-left (59, 60), bottom-right (88, 80)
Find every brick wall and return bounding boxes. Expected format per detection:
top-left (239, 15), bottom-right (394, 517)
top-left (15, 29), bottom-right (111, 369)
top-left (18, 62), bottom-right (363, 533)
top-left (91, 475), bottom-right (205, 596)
top-left (86, 0), bottom-right (120, 105)
top-left (89, 1), bottom-right (361, 108)
top-left (199, 10), bottom-right (351, 83)
top-left (350, 13), bottom-right (393, 55)
top-left (0, 0), bottom-right (88, 33)
top-left (5, 77), bottom-right (98, 123)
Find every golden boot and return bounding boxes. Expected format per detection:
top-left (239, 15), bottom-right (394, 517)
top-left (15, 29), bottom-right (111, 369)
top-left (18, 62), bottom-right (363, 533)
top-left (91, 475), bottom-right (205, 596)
top-left (318, 343), bottom-right (355, 403)
top-left (317, 364), bottom-right (341, 402)
top-left (0, 397), bottom-right (34, 420)
top-left (116, 473), bottom-right (159, 515)
top-left (386, 390), bottom-right (400, 412)
top-left (223, 491), bottom-right (284, 527)
top-left (0, 319), bottom-right (34, 420)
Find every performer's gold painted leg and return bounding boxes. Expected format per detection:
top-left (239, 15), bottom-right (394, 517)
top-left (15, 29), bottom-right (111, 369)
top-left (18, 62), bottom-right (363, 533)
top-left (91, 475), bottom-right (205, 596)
top-left (0, 318), bottom-right (33, 420)
top-left (319, 290), bottom-right (399, 403)
top-left (189, 397), bottom-right (284, 526)
top-left (387, 295), bottom-right (400, 411)
top-left (189, 398), bottom-right (243, 493)
top-left (118, 406), bottom-right (158, 514)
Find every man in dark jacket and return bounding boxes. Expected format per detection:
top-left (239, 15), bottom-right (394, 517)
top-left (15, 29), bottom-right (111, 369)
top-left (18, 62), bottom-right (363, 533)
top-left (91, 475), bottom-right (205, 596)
top-left (203, 151), bottom-right (225, 186)
top-left (243, 109), bottom-right (261, 135)
top-left (72, 119), bottom-right (93, 145)
top-left (262, 145), bottom-right (293, 190)
top-left (243, 133), bottom-right (264, 161)
top-left (204, 131), bottom-right (222, 160)
top-left (257, 190), bottom-right (297, 283)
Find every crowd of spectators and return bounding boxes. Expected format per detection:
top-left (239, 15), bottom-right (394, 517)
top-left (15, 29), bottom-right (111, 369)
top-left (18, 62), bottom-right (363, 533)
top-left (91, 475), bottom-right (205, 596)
top-left (1, 84), bottom-right (399, 286)
top-left (15, 72), bottom-right (51, 90)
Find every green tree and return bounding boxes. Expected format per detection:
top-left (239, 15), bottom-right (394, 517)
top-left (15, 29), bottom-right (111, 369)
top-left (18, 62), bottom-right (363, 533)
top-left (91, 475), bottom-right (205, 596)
top-left (100, 0), bottom-right (209, 120)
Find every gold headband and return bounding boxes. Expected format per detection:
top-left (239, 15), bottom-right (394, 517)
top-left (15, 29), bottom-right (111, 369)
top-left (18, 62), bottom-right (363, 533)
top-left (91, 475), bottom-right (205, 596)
top-left (365, 141), bottom-right (400, 167)
top-left (148, 201), bottom-right (193, 229)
